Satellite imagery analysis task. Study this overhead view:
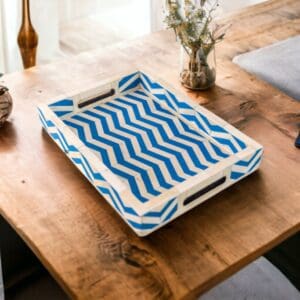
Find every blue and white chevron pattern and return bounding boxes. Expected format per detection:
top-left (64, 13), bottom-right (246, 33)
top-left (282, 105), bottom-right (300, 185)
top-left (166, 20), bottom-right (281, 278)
top-left (39, 71), bottom-right (263, 236)
top-left (63, 89), bottom-right (230, 203)
top-left (38, 108), bottom-right (178, 234)
top-left (38, 108), bottom-right (71, 153)
top-left (230, 149), bottom-right (263, 180)
top-left (49, 99), bottom-right (74, 117)
top-left (127, 197), bottom-right (178, 231)
top-left (118, 72), bottom-right (247, 155)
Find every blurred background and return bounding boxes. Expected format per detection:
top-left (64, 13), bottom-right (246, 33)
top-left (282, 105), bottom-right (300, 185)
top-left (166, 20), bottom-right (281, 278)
top-left (0, 0), bottom-right (266, 73)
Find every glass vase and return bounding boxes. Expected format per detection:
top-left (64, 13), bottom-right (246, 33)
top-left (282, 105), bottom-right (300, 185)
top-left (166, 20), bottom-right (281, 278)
top-left (180, 45), bottom-right (216, 90)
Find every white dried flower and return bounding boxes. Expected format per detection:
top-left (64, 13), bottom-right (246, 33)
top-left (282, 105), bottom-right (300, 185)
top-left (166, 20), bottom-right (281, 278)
top-left (164, 0), bottom-right (227, 56)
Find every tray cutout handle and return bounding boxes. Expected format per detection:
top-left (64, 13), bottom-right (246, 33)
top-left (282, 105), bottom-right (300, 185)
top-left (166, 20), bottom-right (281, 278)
top-left (183, 176), bottom-right (226, 206)
top-left (78, 88), bottom-right (115, 108)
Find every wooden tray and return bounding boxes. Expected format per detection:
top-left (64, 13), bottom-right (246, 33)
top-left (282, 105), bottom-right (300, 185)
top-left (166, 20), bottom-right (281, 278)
top-left (38, 70), bottom-right (263, 236)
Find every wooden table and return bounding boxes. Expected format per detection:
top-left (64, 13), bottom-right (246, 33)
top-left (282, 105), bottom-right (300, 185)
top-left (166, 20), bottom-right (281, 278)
top-left (0, 0), bottom-right (299, 299)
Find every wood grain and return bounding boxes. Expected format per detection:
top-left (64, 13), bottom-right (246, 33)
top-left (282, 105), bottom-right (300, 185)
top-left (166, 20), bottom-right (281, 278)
top-left (0, 0), bottom-right (299, 299)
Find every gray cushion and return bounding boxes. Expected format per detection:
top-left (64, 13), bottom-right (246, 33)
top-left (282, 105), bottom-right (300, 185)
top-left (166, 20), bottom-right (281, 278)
top-left (233, 35), bottom-right (300, 101)
top-left (199, 257), bottom-right (300, 300)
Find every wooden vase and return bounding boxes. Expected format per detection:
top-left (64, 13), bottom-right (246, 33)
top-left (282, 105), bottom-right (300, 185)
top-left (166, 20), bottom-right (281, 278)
top-left (17, 0), bottom-right (38, 69)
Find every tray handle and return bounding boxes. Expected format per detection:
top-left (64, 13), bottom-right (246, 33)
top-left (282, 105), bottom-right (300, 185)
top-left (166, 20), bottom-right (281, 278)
top-left (183, 176), bottom-right (226, 206)
top-left (78, 88), bottom-right (115, 108)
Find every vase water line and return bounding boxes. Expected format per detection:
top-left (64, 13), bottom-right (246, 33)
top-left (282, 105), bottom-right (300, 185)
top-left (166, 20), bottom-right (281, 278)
top-left (17, 0), bottom-right (38, 69)
top-left (180, 46), bottom-right (216, 90)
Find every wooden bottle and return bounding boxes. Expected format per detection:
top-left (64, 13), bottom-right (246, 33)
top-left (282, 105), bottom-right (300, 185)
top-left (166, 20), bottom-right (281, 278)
top-left (17, 0), bottom-right (38, 69)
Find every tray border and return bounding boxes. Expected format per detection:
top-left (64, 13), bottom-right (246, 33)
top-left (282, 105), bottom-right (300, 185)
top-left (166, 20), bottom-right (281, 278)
top-left (38, 69), bottom-right (263, 236)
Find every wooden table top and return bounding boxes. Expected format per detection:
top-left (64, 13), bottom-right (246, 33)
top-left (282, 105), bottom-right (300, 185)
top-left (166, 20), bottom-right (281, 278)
top-left (0, 0), bottom-right (299, 299)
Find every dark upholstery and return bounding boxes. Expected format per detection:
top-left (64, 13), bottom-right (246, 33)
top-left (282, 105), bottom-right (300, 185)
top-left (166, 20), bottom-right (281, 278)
top-left (4, 270), bottom-right (68, 300)
top-left (0, 254), bottom-right (3, 300)
top-left (0, 216), bottom-right (42, 289)
top-left (0, 216), bottom-right (68, 299)
top-left (266, 233), bottom-right (300, 291)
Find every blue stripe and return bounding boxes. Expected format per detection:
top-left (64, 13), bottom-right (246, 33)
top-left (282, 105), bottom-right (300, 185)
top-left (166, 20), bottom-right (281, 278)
top-left (182, 114), bottom-right (209, 134)
top-left (49, 99), bottom-right (73, 107)
top-left (162, 203), bottom-right (178, 222)
top-left (117, 93), bottom-right (211, 168)
top-left (154, 93), bottom-right (177, 110)
top-left (119, 72), bottom-right (140, 92)
top-left (100, 188), bottom-right (122, 214)
top-left (39, 114), bottom-right (48, 129)
top-left (248, 155), bottom-right (262, 172)
top-left (54, 110), bottom-right (73, 117)
top-left (127, 202), bottom-right (178, 230)
top-left (38, 109), bottom-right (54, 128)
top-left (144, 198), bottom-right (176, 217)
top-left (50, 132), bottom-right (68, 152)
top-left (214, 137), bottom-right (238, 154)
top-left (235, 149), bottom-right (261, 167)
top-left (117, 96), bottom-right (201, 174)
top-left (230, 171), bottom-right (244, 180)
top-left (39, 110), bottom-right (146, 223)
top-left (72, 114), bottom-right (162, 197)
top-left (127, 220), bottom-right (158, 230)
top-left (86, 108), bottom-right (173, 190)
top-left (63, 119), bottom-right (150, 203)
top-left (230, 151), bottom-right (262, 180)
top-left (72, 157), bottom-right (93, 181)
top-left (102, 102), bottom-right (186, 182)
top-left (233, 135), bottom-right (246, 150)
top-left (141, 73), bottom-right (162, 89)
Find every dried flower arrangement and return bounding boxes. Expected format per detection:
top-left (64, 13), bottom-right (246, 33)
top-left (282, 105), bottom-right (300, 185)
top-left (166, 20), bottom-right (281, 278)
top-left (165, 0), bottom-right (228, 90)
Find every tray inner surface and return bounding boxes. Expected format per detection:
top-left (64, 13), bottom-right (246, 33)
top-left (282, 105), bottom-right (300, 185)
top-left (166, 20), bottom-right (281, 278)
top-left (61, 88), bottom-right (230, 203)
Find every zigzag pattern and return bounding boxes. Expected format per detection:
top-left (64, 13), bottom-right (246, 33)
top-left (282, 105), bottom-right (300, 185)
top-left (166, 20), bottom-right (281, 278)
top-left (118, 71), bottom-right (141, 93)
top-left (118, 72), bottom-right (247, 155)
top-left (230, 149), bottom-right (263, 180)
top-left (39, 71), bottom-right (263, 235)
top-left (63, 89), bottom-right (229, 203)
top-left (39, 109), bottom-right (178, 232)
top-left (127, 197), bottom-right (178, 230)
top-left (49, 99), bottom-right (73, 117)
top-left (38, 108), bottom-right (70, 153)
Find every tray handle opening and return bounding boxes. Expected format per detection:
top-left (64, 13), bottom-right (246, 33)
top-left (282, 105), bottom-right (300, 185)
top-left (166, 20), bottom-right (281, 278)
top-left (78, 89), bottom-right (115, 108)
top-left (183, 176), bottom-right (226, 206)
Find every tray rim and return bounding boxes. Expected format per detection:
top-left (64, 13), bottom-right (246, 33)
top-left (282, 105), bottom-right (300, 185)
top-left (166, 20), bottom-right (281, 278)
top-left (41, 67), bottom-right (262, 150)
top-left (38, 68), bottom-right (263, 235)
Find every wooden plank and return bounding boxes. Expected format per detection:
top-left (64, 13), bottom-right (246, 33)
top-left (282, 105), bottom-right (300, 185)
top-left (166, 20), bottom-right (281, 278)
top-left (0, 0), bottom-right (299, 299)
